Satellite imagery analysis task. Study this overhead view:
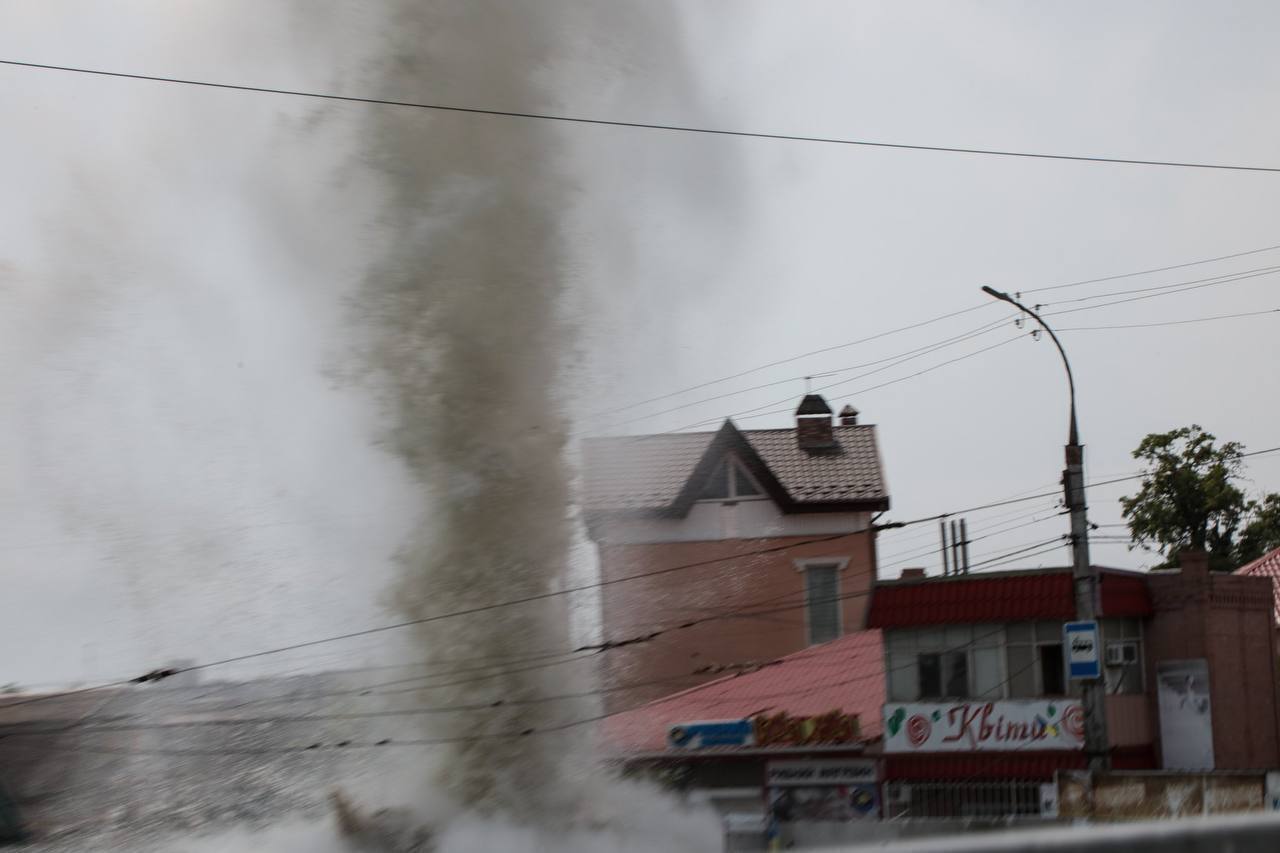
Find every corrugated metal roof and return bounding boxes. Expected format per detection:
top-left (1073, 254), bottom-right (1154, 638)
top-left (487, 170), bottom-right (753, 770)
top-left (866, 568), bottom-right (1152, 628)
top-left (1235, 545), bottom-right (1280, 624)
top-left (581, 422), bottom-right (888, 513)
top-left (602, 630), bottom-right (884, 754)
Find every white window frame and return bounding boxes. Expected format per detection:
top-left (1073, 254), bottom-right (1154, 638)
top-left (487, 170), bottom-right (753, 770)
top-left (794, 557), bottom-right (850, 645)
top-left (696, 454), bottom-right (769, 503)
top-left (1100, 617), bottom-right (1146, 695)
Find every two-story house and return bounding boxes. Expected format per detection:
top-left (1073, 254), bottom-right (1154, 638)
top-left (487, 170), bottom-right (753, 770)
top-left (865, 551), bottom-right (1280, 820)
top-left (582, 394), bottom-right (889, 711)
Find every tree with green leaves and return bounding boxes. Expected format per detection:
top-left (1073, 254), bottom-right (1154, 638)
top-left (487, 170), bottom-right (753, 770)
top-left (1120, 425), bottom-right (1280, 571)
top-left (1239, 493), bottom-right (1280, 565)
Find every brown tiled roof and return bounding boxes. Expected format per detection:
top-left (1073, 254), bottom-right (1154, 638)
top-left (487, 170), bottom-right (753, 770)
top-left (581, 422), bottom-right (888, 514)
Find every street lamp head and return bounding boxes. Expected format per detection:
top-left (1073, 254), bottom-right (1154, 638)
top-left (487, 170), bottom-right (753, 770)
top-left (981, 285), bottom-right (1012, 302)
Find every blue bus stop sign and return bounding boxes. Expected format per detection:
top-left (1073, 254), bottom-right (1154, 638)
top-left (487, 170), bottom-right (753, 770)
top-left (1064, 620), bottom-right (1101, 680)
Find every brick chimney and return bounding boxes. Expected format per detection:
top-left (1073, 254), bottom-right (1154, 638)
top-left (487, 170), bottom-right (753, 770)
top-left (838, 404), bottom-right (859, 426)
top-left (1178, 548), bottom-right (1211, 577)
top-left (795, 394), bottom-right (836, 452)
top-left (900, 567), bottom-right (927, 580)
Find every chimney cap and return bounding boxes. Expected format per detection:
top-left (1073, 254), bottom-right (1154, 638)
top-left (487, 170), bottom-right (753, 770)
top-left (839, 404), bottom-right (859, 417)
top-left (796, 394), bottom-right (833, 417)
top-left (900, 567), bottom-right (927, 580)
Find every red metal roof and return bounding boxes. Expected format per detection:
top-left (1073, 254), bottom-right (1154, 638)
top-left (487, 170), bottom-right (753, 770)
top-left (1235, 546), bottom-right (1280, 624)
top-left (602, 630), bottom-right (884, 754)
top-left (866, 568), bottom-right (1152, 629)
top-left (883, 745), bottom-right (1156, 781)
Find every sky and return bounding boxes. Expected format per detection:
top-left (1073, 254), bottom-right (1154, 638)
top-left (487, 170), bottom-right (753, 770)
top-left (1, 1), bottom-right (1278, 687)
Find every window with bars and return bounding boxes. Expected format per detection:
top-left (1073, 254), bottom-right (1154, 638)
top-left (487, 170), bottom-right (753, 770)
top-left (804, 563), bottom-right (841, 645)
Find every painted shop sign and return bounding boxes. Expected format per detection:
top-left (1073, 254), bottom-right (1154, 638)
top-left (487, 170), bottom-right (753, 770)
top-left (883, 700), bottom-right (1085, 752)
top-left (754, 710), bottom-right (861, 747)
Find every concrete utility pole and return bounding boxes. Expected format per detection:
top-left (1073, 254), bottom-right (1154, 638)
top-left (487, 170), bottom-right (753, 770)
top-left (981, 287), bottom-right (1110, 771)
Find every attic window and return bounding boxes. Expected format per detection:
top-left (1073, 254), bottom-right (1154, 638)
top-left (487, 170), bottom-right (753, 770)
top-left (698, 457), bottom-right (763, 501)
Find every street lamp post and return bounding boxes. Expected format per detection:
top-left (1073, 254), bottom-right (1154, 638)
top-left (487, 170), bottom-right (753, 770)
top-left (981, 286), bottom-right (1110, 772)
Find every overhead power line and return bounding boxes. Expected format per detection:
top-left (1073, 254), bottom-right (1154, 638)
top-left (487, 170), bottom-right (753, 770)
top-left (597, 303), bottom-right (993, 417)
top-left (3, 58), bottom-right (1279, 173)
top-left (12, 626), bottom-right (1008, 756)
top-left (7, 446), bottom-right (1278, 714)
top-left (615, 261), bottom-right (1280, 433)
top-left (1024, 240), bottom-right (1280, 294)
top-left (1037, 264), bottom-right (1280, 307)
top-left (1057, 307), bottom-right (1279, 332)
top-left (676, 333), bottom-right (1027, 431)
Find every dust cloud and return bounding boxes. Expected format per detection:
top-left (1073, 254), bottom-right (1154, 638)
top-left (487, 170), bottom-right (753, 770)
top-left (340, 0), bottom-right (721, 846)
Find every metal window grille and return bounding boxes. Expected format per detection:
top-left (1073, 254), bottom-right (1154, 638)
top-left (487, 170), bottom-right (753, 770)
top-left (882, 781), bottom-right (1045, 822)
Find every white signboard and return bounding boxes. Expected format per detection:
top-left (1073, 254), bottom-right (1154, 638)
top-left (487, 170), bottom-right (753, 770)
top-left (883, 701), bottom-right (1085, 753)
top-left (1156, 659), bottom-right (1215, 770)
top-left (1039, 783), bottom-right (1060, 818)
top-left (767, 759), bottom-right (877, 787)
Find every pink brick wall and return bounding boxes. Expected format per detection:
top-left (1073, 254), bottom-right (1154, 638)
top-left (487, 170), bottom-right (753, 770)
top-left (597, 532), bottom-right (878, 712)
top-left (1145, 559), bottom-right (1280, 769)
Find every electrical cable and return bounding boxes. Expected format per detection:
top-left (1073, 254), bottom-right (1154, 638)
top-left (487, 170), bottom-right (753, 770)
top-left (610, 316), bottom-right (1009, 426)
top-left (1057, 307), bottom-right (1279, 332)
top-left (612, 261), bottom-right (1280, 433)
top-left (7, 447), bottom-right (1277, 714)
top-left (1037, 264), bottom-right (1280, 307)
top-left (12, 627), bottom-right (1009, 755)
top-left (1023, 240), bottom-right (1280, 294)
top-left (676, 334), bottom-right (1028, 430)
top-left (5, 59), bottom-right (1279, 172)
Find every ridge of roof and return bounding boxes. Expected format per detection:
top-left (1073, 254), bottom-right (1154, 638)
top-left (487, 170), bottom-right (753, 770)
top-left (581, 422), bottom-right (881, 444)
top-left (874, 565), bottom-right (1145, 585)
top-left (581, 422), bottom-right (888, 515)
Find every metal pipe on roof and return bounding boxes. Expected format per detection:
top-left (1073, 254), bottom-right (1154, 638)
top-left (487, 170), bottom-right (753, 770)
top-left (940, 520), bottom-right (950, 576)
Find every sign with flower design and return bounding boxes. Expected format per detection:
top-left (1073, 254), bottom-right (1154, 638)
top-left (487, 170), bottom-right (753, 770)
top-left (882, 701), bottom-right (1085, 752)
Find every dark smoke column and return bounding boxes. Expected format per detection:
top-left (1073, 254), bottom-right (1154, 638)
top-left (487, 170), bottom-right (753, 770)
top-left (356, 2), bottom-right (582, 820)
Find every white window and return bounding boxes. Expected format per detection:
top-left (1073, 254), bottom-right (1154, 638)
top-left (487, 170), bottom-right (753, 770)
top-left (795, 558), bottom-right (849, 646)
top-left (698, 456), bottom-right (764, 501)
top-left (884, 625), bottom-right (1006, 701)
top-left (1101, 618), bottom-right (1144, 695)
top-left (1004, 622), bottom-right (1072, 698)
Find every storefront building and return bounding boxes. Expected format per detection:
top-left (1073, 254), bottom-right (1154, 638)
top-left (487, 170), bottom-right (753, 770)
top-left (603, 630), bottom-right (885, 848)
top-left (865, 551), bottom-right (1280, 821)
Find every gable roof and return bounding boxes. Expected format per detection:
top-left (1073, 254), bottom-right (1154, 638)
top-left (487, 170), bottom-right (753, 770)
top-left (581, 420), bottom-right (889, 516)
top-left (1235, 545), bottom-right (1280, 624)
top-left (602, 630), bottom-right (884, 754)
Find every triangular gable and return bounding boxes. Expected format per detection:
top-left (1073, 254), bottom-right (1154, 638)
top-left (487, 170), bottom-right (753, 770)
top-left (668, 420), bottom-right (793, 516)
